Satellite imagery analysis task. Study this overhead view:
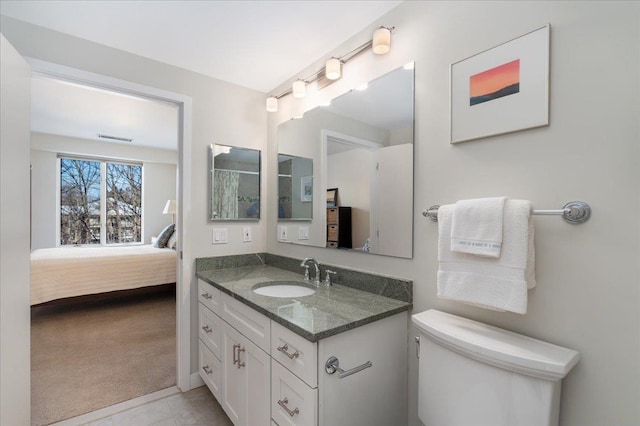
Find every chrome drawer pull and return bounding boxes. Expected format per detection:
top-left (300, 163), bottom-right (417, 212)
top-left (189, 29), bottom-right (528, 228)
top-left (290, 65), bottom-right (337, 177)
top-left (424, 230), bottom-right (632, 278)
top-left (277, 397), bottom-right (299, 417)
top-left (202, 325), bottom-right (212, 333)
top-left (277, 344), bottom-right (299, 359)
top-left (202, 365), bottom-right (213, 375)
top-left (325, 356), bottom-right (372, 379)
top-left (201, 292), bottom-right (212, 300)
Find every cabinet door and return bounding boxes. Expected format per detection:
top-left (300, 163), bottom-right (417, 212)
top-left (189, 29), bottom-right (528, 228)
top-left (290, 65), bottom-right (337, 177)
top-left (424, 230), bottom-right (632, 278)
top-left (244, 333), bottom-right (271, 426)
top-left (222, 323), bottom-right (245, 425)
top-left (222, 322), bottom-right (271, 426)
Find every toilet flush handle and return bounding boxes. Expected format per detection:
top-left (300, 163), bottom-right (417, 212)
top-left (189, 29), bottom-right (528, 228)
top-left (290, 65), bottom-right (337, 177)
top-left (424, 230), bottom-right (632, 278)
top-left (415, 336), bottom-right (420, 358)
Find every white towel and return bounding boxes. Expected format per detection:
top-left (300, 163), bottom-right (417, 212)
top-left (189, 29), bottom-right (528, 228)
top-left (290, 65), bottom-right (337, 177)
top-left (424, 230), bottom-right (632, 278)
top-left (437, 200), bottom-right (536, 314)
top-left (451, 196), bottom-right (506, 258)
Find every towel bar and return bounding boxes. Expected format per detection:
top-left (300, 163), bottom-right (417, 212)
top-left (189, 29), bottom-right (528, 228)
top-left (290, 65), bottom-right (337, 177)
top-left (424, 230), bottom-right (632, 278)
top-left (422, 201), bottom-right (591, 224)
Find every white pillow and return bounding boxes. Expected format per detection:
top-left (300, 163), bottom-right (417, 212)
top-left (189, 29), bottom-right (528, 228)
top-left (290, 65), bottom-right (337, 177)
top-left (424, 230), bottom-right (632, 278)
top-left (167, 230), bottom-right (177, 250)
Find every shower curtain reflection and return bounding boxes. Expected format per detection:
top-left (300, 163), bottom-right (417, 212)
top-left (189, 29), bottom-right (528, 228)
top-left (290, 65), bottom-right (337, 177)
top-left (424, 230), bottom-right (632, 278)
top-left (213, 170), bottom-right (239, 219)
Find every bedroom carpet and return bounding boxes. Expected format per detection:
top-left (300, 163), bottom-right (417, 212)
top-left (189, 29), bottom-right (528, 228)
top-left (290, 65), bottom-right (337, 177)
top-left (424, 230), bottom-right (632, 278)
top-left (31, 286), bottom-right (176, 426)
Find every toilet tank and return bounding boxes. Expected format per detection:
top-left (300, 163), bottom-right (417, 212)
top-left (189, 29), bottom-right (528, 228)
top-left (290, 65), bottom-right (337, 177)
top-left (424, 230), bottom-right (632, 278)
top-left (412, 310), bottom-right (579, 426)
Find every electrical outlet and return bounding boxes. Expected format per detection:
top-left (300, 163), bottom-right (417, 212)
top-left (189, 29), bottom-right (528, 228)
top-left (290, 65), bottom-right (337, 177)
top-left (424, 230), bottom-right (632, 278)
top-left (212, 228), bottom-right (228, 244)
top-left (243, 227), bottom-right (252, 242)
top-left (279, 226), bottom-right (288, 241)
top-left (298, 226), bottom-right (309, 240)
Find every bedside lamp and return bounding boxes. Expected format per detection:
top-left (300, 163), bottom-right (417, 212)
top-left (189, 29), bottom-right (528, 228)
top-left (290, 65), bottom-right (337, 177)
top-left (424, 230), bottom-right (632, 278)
top-left (163, 199), bottom-right (176, 224)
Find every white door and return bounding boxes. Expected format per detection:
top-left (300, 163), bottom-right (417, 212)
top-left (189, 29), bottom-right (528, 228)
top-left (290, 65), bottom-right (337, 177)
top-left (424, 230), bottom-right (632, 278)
top-left (0, 34), bottom-right (32, 425)
top-left (375, 144), bottom-right (413, 258)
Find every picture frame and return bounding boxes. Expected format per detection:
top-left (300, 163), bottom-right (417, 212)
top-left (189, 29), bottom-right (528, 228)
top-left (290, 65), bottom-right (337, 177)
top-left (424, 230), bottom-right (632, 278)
top-left (326, 188), bottom-right (338, 208)
top-left (301, 176), bottom-right (312, 202)
top-left (450, 24), bottom-right (550, 143)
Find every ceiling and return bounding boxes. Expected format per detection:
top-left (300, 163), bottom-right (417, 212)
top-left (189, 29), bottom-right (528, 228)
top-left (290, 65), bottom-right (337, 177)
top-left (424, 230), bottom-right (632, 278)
top-left (2, 1), bottom-right (402, 151)
top-left (0, 0), bottom-right (402, 93)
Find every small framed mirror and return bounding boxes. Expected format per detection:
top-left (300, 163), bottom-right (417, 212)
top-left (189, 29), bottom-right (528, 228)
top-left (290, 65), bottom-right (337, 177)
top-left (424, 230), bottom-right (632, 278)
top-left (278, 154), bottom-right (313, 220)
top-left (209, 144), bottom-right (261, 221)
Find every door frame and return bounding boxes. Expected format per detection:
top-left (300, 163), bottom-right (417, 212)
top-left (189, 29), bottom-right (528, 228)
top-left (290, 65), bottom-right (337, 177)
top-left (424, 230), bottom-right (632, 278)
top-left (26, 57), bottom-right (194, 391)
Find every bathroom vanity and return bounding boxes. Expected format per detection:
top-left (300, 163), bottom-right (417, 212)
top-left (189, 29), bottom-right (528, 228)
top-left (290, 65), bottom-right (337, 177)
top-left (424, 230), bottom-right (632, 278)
top-left (196, 261), bottom-right (410, 426)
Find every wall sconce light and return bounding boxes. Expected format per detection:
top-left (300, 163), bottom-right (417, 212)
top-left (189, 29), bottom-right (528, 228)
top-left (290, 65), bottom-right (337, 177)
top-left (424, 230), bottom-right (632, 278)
top-left (266, 96), bottom-right (278, 112)
top-left (292, 80), bottom-right (306, 98)
top-left (265, 25), bottom-right (395, 111)
top-left (372, 26), bottom-right (391, 55)
top-left (325, 58), bottom-right (342, 80)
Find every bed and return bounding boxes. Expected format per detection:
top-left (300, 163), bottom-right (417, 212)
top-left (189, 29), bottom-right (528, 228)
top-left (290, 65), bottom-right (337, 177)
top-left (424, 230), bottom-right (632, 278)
top-left (30, 245), bottom-right (177, 305)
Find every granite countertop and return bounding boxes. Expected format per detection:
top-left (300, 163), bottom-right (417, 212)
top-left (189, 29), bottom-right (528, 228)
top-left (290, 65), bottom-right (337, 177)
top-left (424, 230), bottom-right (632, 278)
top-left (196, 265), bottom-right (411, 342)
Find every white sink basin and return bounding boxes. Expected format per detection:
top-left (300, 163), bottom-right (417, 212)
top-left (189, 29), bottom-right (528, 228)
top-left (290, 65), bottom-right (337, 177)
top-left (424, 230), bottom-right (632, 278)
top-left (252, 281), bottom-right (316, 298)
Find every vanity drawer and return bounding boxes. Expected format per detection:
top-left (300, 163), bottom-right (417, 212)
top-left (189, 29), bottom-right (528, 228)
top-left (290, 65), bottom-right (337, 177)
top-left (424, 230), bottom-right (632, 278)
top-left (221, 292), bottom-right (270, 352)
top-left (199, 341), bottom-right (223, 402)
top-left (271, 321), bottom-right (317, 388)
top-left (198, 280), bottom-right (222, 315)
top-left (199, 303), bottom-right (223, 358)
top-left (272, 360), bottom-right (317, 426)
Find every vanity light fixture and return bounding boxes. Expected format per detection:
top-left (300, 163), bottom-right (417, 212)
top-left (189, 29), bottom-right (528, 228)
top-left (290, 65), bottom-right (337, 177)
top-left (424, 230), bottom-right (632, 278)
top-left (292, 80), bottom-right (306, 98)
top-left (266, 96), bottom-right (278, 112)
top-left (325, 58), bottom-right (342, 80)
top-left (265, 26), bottom-right (395, 112)
top-left (372, 26), bottom-right (391, 55)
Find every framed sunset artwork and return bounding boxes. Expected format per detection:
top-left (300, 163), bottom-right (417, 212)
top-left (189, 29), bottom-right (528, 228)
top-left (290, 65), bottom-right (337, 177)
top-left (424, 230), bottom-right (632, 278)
top-left (450, 24), bottom-right (550, 143)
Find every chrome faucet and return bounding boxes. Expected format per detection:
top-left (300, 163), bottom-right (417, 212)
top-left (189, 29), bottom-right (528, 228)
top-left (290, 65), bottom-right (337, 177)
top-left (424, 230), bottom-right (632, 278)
top-left (300, 257), bottom-right (321, 286)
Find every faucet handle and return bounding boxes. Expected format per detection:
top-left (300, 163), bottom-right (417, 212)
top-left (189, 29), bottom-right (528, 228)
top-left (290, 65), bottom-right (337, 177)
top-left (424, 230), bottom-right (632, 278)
top-left (302, 264), bottom-right (310, 282)
top-left (324, 270), bottom-right (337, 286)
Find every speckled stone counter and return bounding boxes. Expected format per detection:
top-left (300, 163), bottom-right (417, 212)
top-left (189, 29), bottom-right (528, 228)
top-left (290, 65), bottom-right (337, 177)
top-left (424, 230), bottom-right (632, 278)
top-left (196, 264), bottom-right (411, 342)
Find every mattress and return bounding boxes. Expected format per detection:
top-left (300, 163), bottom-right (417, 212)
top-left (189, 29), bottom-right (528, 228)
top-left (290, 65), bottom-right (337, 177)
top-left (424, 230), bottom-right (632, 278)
top-left (30, 245), bottom-right (177, 305)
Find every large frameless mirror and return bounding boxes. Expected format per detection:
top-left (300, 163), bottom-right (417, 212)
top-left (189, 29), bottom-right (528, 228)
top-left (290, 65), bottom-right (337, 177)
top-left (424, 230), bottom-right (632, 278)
top-left (276, 64), bottom-right (415, 258)
top-left (209, 144), bottom-right (261, 221)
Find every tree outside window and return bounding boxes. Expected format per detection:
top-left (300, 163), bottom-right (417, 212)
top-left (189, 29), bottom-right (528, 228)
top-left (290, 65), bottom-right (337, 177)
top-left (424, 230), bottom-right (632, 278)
top-left (60, 158), bottom-right (142, 245)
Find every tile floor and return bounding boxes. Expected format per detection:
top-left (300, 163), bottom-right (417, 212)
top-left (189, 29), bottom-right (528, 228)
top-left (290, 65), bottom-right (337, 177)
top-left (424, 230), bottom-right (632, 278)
top-left (84, 386), bottom-right (233, 426)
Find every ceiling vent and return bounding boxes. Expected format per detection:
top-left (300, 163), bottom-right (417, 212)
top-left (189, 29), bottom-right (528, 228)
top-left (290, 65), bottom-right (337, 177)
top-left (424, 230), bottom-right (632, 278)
top-left (97, 134), bottom-right (133, 142)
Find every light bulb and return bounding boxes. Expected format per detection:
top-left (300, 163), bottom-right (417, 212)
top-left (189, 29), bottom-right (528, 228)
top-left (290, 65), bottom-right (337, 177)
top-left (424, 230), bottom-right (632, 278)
top-left (325, 58), bottom-right (342, 80)
top-left (266, 96), bottom-right (278, 112)
top-left (372, 27), bottom-right (391, 55)
top-left (292, 80), bottom-right (306, 98)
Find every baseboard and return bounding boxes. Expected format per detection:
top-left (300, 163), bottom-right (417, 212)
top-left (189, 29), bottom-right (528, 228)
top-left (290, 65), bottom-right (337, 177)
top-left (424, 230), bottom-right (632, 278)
top-left (51, 386), bottom-right (180, 426)
top-left (190, 371), bottom-right (205, 389)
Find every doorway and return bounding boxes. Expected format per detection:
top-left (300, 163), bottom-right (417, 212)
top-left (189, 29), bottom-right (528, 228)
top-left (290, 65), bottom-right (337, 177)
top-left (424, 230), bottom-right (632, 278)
top-left (26, 58), bottom-right (193, 422)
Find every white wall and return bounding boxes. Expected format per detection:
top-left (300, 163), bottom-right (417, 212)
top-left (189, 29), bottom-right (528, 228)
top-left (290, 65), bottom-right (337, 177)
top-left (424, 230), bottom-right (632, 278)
top-left (0, 34), bottom-right (31, 425)
top-left (268, 2), bottom-right (640, 426)
top-left (0, 15), bottom-right (268, 382)
top-left (30, 133), bottom-right (178, 249)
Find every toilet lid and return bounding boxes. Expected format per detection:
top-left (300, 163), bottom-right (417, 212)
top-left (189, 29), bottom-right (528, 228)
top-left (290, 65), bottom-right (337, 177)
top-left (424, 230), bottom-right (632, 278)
top-left (412, 309), bottom-right (580, 381)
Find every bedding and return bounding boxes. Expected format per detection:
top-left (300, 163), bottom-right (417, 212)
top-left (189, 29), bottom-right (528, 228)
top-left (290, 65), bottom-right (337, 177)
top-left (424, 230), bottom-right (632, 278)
top-left (30, 244), bottom-right (177, 305)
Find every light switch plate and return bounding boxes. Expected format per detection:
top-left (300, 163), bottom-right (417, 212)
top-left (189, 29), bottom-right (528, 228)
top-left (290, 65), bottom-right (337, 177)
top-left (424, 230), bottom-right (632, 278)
top-left (212, 228), bottom-right (228, 244)
top-left (243, 227), bottom-right (252, 242)
top-left (279, 226), bottom-right (288, 241)
top-left (298, 226), bottom-right (309, 240)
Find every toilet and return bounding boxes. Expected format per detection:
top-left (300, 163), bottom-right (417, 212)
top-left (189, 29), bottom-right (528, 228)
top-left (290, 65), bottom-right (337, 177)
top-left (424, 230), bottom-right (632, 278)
top-left (412, 310), bottom-right (579, 426)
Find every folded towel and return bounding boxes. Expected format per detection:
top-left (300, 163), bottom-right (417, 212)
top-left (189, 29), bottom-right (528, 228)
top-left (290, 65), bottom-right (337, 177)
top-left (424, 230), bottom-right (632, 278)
top-left (437, 200), bottom-right (536, 314)
top-left (451, 196), bottom-right (506, 258)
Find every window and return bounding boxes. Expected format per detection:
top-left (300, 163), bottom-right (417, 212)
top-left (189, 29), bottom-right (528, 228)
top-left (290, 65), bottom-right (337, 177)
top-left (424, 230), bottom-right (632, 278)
top-left (60, 157), bottom-right (142, 245)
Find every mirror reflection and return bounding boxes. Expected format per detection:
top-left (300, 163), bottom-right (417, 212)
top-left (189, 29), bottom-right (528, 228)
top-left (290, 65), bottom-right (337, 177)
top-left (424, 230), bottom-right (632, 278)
top-left (278, 154), bottom-right (313, 220)
top-left (209, 144), bottom-right (261, 221)
top-left (277, 64), bottom-right (414, 258)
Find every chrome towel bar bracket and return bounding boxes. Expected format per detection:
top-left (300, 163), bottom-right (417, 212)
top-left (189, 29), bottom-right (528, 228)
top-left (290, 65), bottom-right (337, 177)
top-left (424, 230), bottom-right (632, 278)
top-left (325, 356), bottom-right (372, 379)
top-left (422, 201), bottom-right (591, 224)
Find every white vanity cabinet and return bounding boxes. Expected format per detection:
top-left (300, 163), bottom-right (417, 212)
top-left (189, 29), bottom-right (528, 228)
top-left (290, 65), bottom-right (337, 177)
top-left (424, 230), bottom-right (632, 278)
top-left (197, 279), bottom-right (408, 426)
